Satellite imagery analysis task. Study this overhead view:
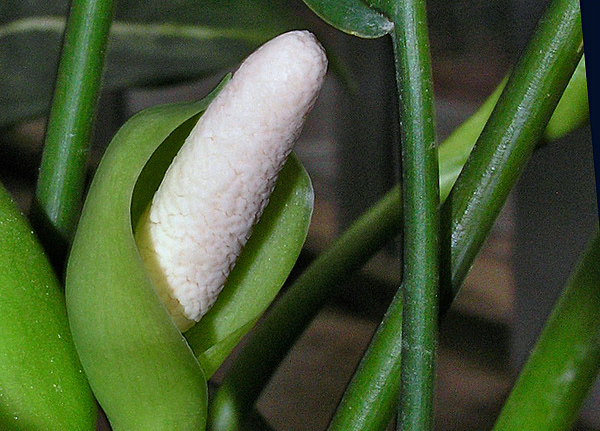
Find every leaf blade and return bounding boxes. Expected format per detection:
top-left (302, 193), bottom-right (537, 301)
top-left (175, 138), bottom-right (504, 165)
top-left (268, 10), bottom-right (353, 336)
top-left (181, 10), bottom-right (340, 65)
top-left (301, 0), bottom-right (392, 38)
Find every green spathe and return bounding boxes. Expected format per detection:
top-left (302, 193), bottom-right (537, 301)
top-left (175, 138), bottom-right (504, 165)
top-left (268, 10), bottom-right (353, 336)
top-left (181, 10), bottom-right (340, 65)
top-left (66, 75), bottom-right (313, 429)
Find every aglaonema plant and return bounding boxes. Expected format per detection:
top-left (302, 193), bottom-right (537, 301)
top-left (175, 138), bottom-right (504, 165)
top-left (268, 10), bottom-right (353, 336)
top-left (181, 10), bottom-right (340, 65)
top-left (65, 32), bottom-right (325, 430)
top-left (0, 0), bottom-right (597, 430)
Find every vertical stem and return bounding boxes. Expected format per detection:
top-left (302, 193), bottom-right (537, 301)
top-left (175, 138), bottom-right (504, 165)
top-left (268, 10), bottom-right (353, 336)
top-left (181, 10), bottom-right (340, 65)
top-left (388, 0), bottom-right (440, 428)
top-left (32, 0), bottom-right (115, 266)
top-left (331, 0), bottom-right (581, 427)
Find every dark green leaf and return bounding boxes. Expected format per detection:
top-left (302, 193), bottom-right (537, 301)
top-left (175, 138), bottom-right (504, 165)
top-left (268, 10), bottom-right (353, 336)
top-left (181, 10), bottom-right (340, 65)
top-left (301, 0), bottom-right (392, 38)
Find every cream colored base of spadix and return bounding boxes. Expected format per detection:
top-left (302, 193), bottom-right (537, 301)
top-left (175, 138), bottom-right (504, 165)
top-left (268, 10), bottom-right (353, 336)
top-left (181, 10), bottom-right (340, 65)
top-left (135, 31), bottom-right (327, 332)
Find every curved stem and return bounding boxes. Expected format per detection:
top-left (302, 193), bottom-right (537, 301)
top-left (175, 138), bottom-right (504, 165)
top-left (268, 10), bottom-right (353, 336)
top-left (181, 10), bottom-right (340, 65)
top-left (31, 0), bottom-right (115, 267)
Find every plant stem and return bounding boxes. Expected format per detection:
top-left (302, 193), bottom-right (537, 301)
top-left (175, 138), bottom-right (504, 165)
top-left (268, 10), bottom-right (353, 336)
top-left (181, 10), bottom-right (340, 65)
top-left (209, 82), bottom-right (493, 429)
top-left (493, 231), bottom-right (600, 431)
top-left (386, 0), bottom-right (440, 428)
top-left (331, 0), bottom-right (582, 427)
top-left (208, 31), bottom-right (586, 429)
top-left (31, 0), bottom-right (115, 267)
top-left (440, 0), bottom-right (583, 305)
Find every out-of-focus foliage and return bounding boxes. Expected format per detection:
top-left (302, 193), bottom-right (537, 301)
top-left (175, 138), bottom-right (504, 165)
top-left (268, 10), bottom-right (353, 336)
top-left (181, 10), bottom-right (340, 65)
top-left (0, 0), bottom-right (309, 125)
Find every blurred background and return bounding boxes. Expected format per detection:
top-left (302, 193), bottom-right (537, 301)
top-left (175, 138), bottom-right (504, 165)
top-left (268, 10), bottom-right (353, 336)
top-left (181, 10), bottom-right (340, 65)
top-left (1, 0), bottom-right (598, 429)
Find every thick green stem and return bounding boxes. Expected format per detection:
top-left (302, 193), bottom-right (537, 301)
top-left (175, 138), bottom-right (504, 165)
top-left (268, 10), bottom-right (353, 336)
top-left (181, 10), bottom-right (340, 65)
top-left (493, 231), bottom-right (600, 431)
top-left (440, 0), bottom-right (583, 304)
top-left (208, 33), bottom-right (587, 430)
top-left (31, 0), bottom-right (115, 266)
top-left (387, 0), bottom-right (440, 428)
top-left (332, 0), bottom-right (583, 428)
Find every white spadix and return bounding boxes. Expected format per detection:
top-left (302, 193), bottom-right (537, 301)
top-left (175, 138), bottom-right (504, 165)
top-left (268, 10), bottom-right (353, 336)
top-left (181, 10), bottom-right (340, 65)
top-left (135, 31), bottom-right (327, 331)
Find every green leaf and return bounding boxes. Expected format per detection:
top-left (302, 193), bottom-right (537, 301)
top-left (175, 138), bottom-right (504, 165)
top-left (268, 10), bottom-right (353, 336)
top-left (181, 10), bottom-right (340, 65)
top-left (301, 0), bottom-right (393, 38)
top-left (66, 75), bottom-right (314, 428)
top-left (0, 182), bottom-right (96, 431)
top-left (0, 0), bottom-right (306, 126)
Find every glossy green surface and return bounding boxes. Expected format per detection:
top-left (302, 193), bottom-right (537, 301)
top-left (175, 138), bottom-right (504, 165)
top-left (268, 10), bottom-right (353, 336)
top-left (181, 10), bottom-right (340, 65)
top-left (544, 55), bottom-right (589, 142)
top-left (441, 0), bottom-right (583, 301)
top-left (0, 183), bottom-right (96, 431)
top-left (66, 75), bottom-right (314, 429)
top-left (356, 0), bottom-right (442, 428)
top-left (32, 0), bottom-right (115, 264)
top-left (301, 0), bottom-right (392, 38)
top-left (67, 90), bottom-right (218, 431)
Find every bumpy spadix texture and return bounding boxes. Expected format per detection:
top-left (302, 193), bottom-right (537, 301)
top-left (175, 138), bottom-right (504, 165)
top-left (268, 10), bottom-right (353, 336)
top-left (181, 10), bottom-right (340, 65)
top-left (135, 31), bottom-right (327, 331)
